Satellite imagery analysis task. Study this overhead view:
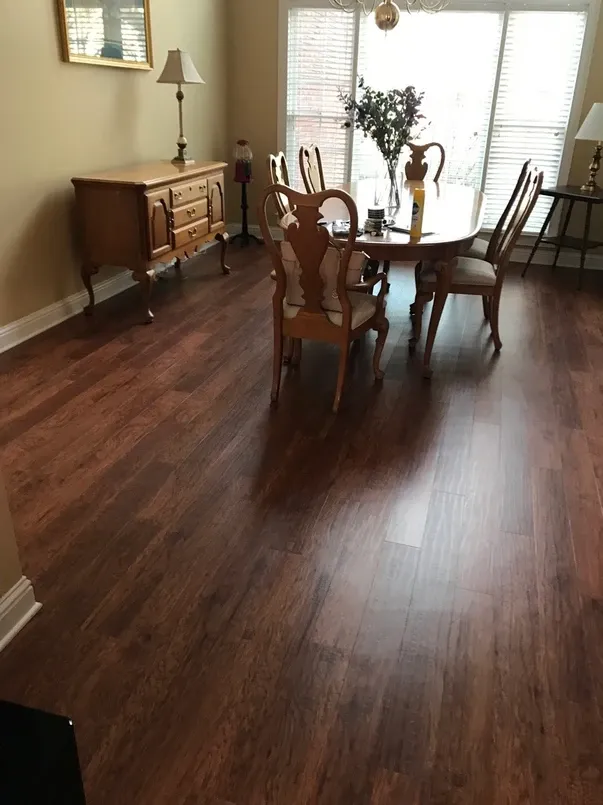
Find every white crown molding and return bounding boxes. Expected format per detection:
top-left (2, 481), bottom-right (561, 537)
top-left (0, 576), bottom-right (41, 654)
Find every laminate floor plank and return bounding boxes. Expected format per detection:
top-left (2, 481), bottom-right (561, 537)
top-left (311, 542), bottom-right (419, 805)
top-left (0, 259), bottom-right (602, 804)
top-left (420, 587), bottom-right (495, 805)
top-left (532, 467), bottom-right (603, 804)
top-left (490, 531), bottom-right (544, 805)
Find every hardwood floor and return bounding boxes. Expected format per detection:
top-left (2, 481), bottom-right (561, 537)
top-left (1, 248), bottom-right (603, 804)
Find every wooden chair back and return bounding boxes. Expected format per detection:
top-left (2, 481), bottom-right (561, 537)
top-left (405, 142), bottom-right (446, 182)
top-left (492, 166), bottom-right (543, 282)
top-left (267, 152), bottom-right (292, 218)
top-left (486, 160), bottom-right (531, 262)
top-left (299, 144), bottom-right (326, 193)
top-left (258, 184), bottom-right (359, 330)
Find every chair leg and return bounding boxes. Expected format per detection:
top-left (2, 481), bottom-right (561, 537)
top-left (283, 336), bottom-right (293, 365)
top-left (271, 327), bottom-right (283, 405)
top-left (490, 294), bottom-right (502, 352)
top-left (333, 344), bottom-right (350, 413)
top-left (373, 317), bottom-right (390, 381)
top-left (410, 261), bottom-right (423, 318)
top-left (409, 290), bottom-right (432, 350)
top-left (482, 296), bottom-right (490, 321)
top-left (422, 277), bottom-right (450, 378)
top-left (291, 338), bottom-right (302, 366)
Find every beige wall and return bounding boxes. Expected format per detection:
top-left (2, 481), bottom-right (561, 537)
top-left (569, 11), bottom-right (603, 236)
top-left (227, 0), bottom-right (603, 234)
top-left (0, 0), bottom-right (227, 327)
top-left (0, 474), bottom-right (23, 598)
top-left (227, 0), bottom-right (279, 222)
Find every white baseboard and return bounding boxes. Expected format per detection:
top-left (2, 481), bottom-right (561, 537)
top-left (0, 230), bottom-right (599, 356)
top-left (0, 271), bottom-right (137, 356)
top-left (0, 241), bottom-right (219, 356)
top-left (0, 576), bottom-right (41, 654)
top-left (512, 243), bottom-right (603, 271)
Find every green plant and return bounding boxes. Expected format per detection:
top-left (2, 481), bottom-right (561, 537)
top-left (340, 77), bottom-right (425, 204)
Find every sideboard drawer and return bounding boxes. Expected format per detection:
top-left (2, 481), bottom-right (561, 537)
top-left (170, 178), bottom-right (208, 208)
top-left (171, 198), bottom-right (209, 229)
top-left (172, 218), bottom-right (209, 249)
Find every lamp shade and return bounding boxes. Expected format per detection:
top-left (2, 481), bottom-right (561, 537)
top-left (575, 103), bottom-right (603, 142)
top-left (157, 49), bottom-right (205, 85)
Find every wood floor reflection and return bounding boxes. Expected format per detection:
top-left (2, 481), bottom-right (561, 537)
top-left (0, 248), bottom-right (602, 804)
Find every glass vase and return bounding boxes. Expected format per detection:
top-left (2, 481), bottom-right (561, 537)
top-left (383, 157), bottom-right (401, 210)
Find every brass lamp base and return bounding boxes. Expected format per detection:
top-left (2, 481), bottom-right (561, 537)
top-left (171, 88), bottom-right (195, 166)
top-left (172, 156), bottom-right (195, 166)
top-left (581, 142), bottom-right (602, 193)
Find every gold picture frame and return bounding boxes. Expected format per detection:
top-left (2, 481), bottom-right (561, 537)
top-left (56, 0), bottom-right (153, 70)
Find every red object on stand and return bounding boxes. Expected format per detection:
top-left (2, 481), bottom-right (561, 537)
top-left (232, 140), bottom-right (262, 247)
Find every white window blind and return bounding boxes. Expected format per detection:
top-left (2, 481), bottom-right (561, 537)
top-left (284, 1), bottom-right (589, 234)
top-left (483, 10), bottom-right (587, 230)
top-left (354, 11), bottom-right (503, 188)
top-left (286, 7), bottom-right (356, 189)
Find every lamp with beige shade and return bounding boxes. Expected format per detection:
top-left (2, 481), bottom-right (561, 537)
top-left (575, 102), bottom-right (603, 192)
top-left (157, 49), bottom-right (205, 165)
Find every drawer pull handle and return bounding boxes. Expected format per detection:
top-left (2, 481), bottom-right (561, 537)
top-left (187, 208), bottom-right (196, 218)
top-left (175, 191), bottom-right (182, 199)
top-left (188, 227), bottom-right (197, 238)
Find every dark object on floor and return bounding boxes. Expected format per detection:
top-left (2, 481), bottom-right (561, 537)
top-left (0, 700), bottom-right (87, 804)
top-left (522, 184), bottom-right (603, 288)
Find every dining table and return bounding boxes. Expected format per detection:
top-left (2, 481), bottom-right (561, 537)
top-left (281, 178), bottom-right (486, 377)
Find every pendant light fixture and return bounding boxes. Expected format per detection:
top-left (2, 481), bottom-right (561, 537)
top-left (329, 0), bottom-right (449, 30)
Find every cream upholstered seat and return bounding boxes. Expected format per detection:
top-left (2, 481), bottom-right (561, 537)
top-left (259, 183), bottom-right (390, 413)
top-left (280, 240), bottom-right (366, 300)
top-left (280, 241), bottom-right (378, 327)
top-left (420, 256), bottom-right (497, 287)
top-left (464, 237), bottom-right (489, 261)
top-left (283, 292), bottom-right (378, 328)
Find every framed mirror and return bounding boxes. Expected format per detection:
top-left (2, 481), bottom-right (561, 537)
top-left (56, 0), bottom-right (153, 70)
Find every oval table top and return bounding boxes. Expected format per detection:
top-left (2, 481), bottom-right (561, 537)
top-left (282, 179), bottom-right (486, 263)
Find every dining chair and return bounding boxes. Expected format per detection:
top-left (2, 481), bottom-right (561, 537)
top-left (299, 144), bottom-right (326, 193)
top-left (405, 142), bottom-right (446, 182)
top-left (267, 152), bottom-right (293, 218)
top-left (410, 165), bottom-right (543, 355)
top-left (465, 160), bottom-right (531, 263)
top-left (258, 184), bottom-right (390, 413)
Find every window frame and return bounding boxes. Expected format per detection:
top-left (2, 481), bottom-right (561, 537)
top-left (278, 0), bottom-right (601, 231)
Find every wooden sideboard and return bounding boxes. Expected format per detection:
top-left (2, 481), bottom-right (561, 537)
top-left (72, 160), bottom-right (229, 322)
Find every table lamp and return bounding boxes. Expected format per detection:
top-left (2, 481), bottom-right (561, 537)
top-left (157, 49), bottom-right (205, 165)
top-left (575, 102), bottom-right (603, 193)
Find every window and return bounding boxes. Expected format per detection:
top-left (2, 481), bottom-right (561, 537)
top-left (283, 0), bottom-right (592, 233)
top-left (286, 7), bottom-right (357, 190)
